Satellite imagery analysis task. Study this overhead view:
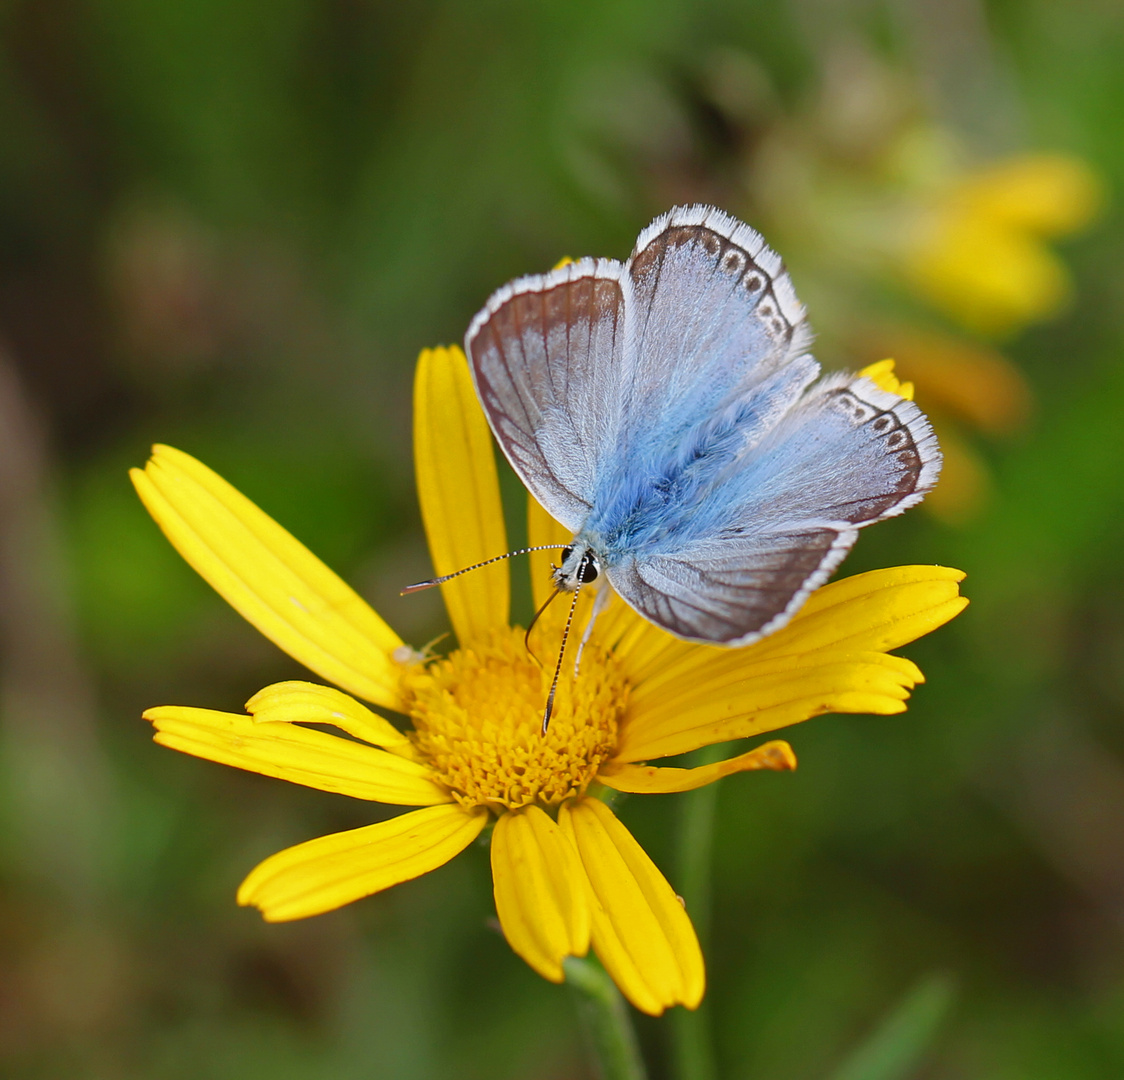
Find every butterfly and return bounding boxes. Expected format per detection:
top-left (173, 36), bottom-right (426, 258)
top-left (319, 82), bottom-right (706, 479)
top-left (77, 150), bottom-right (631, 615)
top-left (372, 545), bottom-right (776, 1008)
top-left (463, 204), bottom-right (941, 651)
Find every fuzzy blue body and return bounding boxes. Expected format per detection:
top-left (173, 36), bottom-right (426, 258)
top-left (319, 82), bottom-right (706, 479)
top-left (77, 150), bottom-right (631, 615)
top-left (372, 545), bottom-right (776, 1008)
top-left (577, 359), bottom-right (818, 564)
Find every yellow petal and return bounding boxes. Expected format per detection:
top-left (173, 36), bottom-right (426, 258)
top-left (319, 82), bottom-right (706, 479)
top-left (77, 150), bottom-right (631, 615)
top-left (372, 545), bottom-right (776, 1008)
top-left (145, 705), bottom-right (451, 805)
top-left (527, 493), bottom-right (571, 612)
top-left (628, 647), bottom-right (921, 723)
top-left (238, 803), bottom-right (487, 921)
top-left (491, 806), bottom-right (591, 982)
top-left (754, 565), bottom-right (967, 658)
top-left (859, 359), bottom-right (914, 401)
top-left (414, 346), bottom-right (509, 647)
top-left (601, 613), bottom-right (691, 685)
top-left (621, 565), bottom-right (966, 697)
top-left (560, 797), bottom-right (704, 1015)
top-left (611, 568), bottom-right (966, 761)
top-left (600, 740), bottom-right (796, 793)
top-left (131, 446), bottom-right (404, 710)
top-left (616, 651), bottom-right (922, 761)
top-left (245, 681), bottom-right (408, 748)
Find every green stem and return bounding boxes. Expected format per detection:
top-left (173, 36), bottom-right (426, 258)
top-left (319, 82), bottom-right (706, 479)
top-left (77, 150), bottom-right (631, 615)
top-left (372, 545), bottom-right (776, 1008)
top-left (671, 743), bottom-right (725, 1080)
top-left (565, 956), bottom-right (649, 1080)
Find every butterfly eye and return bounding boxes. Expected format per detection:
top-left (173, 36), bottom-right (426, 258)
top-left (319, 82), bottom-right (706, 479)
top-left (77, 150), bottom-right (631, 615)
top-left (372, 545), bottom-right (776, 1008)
top-left (561, 545), bottom-right (574, 562)
top-left (577, 556), bottom-right (599, 584)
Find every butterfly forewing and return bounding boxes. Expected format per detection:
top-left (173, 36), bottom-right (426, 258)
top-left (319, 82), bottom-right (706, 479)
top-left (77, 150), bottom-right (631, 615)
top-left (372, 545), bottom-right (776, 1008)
top-left (620, 206), bottom-right (811, 437)
top-left (466, 258), bottom-right (625, 532)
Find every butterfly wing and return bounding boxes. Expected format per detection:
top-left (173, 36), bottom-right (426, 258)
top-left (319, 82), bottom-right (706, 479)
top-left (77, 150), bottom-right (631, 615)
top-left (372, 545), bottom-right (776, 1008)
top-left (605, 373), bottom-right (941, 645)
top-left (617, 205), bottom-right (812, 446)
top-left (465, 258), bottom-right (626, 532)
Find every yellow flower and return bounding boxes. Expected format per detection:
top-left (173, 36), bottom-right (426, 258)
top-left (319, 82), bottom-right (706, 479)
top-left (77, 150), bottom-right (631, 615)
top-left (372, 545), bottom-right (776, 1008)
top-left (131, 346), bottom-right (967, 1015)
top-left (900, 153), bottom-right (1102, 337)
top-left (856, 358), bottom-right (914, 401)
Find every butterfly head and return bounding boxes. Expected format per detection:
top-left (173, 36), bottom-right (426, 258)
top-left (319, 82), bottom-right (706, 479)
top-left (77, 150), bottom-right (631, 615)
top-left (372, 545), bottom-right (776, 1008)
top-left (553, 541), bottom-right (600, 593)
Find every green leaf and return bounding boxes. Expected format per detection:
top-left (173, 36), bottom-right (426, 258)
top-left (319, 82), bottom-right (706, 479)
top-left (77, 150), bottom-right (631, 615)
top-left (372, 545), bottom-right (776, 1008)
top-left (824, 973), bottom-right (955, 1080)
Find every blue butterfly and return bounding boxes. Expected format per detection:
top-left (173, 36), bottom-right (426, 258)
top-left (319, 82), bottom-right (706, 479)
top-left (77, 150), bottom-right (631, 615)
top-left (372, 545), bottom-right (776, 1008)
top-left (465, 205), bottom-right (941, 649)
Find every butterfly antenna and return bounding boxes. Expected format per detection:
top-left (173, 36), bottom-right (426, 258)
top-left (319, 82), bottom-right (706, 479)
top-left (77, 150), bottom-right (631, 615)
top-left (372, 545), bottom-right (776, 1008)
top-left (401, 545), bottom-right (563, 594)
top-left (542, 579), bottom-right (584, 735)
top-left (524, 587), bottom-right (561, 667)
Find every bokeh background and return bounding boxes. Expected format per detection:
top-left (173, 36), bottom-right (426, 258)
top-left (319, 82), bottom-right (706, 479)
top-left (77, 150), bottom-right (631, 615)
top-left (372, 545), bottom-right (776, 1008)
top-left (1, 1), bottom-right (1122, 1077)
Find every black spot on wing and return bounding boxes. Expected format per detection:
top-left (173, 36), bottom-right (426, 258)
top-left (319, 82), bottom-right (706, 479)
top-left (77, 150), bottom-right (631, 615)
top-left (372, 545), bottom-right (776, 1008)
top-left (629, 224), bottom-right (798, 348)
top-left (821, 389), bottom-right (926, 521)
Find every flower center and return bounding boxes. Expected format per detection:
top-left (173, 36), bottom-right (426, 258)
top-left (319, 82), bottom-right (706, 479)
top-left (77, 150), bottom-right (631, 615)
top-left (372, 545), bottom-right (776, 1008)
top-left (400, 626), bottom-right (627, 812)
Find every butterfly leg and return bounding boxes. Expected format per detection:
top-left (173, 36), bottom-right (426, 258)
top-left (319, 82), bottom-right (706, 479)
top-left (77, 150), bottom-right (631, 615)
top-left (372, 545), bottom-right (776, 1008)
top-left (573, 581), bottom-right (612, 677)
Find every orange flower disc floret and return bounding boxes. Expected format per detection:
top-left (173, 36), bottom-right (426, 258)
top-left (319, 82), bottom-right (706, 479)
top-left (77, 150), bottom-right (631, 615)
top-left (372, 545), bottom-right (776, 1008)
top-left (403, 626), bottom-right (626, 811)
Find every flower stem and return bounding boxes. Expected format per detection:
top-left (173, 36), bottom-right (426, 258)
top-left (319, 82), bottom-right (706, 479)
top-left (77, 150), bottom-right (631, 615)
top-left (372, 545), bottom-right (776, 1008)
top-left (565, 956), bottom-right (649, 1080)
top-left (671, 744), bottom-right (725, 1080)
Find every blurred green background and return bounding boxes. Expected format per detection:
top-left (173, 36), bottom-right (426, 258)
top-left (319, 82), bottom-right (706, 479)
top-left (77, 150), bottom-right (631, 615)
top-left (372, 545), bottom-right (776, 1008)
top-left (1, 1), bottom-right (1123, 1077)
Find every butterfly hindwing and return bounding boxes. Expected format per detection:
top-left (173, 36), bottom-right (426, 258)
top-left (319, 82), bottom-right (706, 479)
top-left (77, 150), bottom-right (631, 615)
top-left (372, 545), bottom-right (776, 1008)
top-left (608, 526), bottom-right (849, 645)
top-left (605, 374), bottom-right (941, 644)
top-left (723, 373), bottom-right (940, 527)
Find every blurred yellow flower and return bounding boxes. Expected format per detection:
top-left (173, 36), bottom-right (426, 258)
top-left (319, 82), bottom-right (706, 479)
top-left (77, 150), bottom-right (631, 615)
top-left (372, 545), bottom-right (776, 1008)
top-left (131, 347), bottom-right (966, 1015)
top-left (863, 329), bottom-right (1031, 437)
top-left (900, 153), bottom-right (1103, 337)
